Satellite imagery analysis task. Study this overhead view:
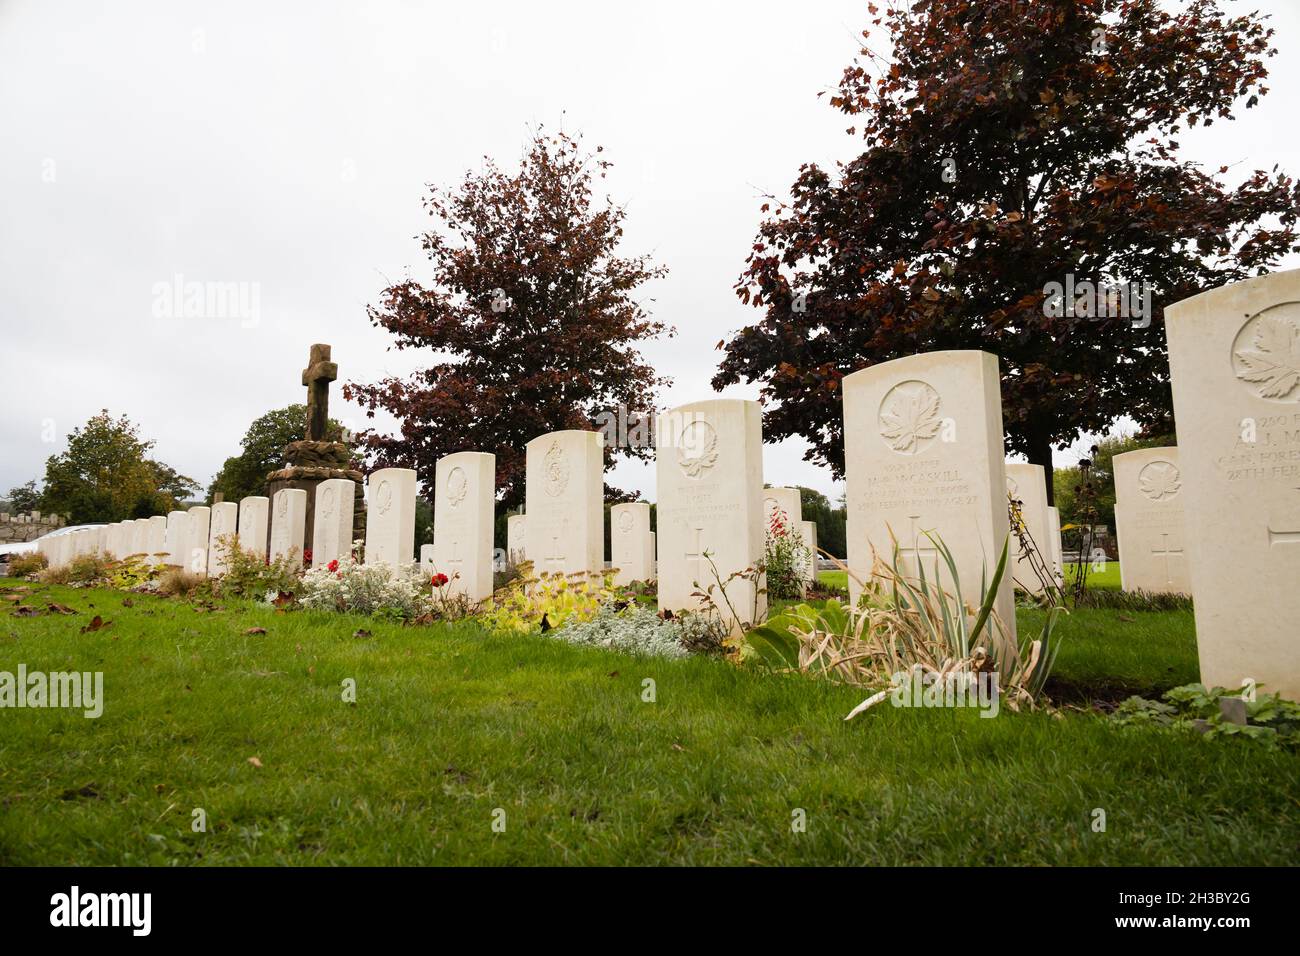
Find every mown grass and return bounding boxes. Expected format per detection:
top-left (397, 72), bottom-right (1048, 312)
top-left (0, 583), bottom-right (1295, 866)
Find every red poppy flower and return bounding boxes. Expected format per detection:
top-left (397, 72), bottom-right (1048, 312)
top-left (431, 573), bottom-right (449, 587)
top-left (327, 559), bottom-right (339, 573)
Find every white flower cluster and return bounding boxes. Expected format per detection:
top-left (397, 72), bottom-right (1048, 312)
top-left (555, 602), bottom-right (692, 658)
top-left (296, 551), bottom-right (432, 620)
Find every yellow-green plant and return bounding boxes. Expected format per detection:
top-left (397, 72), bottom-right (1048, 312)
top-left (106, 555), bottom-right (162, 590)
top-left (482, 561), bottom-right (621, 635)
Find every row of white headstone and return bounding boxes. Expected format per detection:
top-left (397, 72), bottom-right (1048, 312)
top-left (33, 270), bottom-right (1300, 699)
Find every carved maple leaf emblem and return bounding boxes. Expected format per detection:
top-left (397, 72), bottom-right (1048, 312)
top-left (1236, 313), bottom-right (1300, 400)
top-left (879, 383), bottom-right (943, 454)
top-left (677, 422), bottom-right (718, 478)
top-left (1139, 461), bottom-right (1181, 501)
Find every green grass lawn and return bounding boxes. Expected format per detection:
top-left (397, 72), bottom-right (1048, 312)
top-left (1, 582), bottom-right (1295, 866)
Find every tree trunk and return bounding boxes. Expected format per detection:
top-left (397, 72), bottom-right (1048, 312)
top-left (1026, 432), bottom-right (1055, 507)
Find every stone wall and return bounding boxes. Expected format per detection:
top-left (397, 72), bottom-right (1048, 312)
top-left (0, 511), bottom-right (67, 544)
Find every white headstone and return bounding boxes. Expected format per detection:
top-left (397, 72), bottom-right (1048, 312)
top-left (238, 496), bottom-right (269, 561)
top-left (763, 487), bottom-right (803, 530)
top-left (207, 502), bottom-right (239, 576)
top-left (800, 519), bottom-right (819, 584)
top-left (506, 514), bottom-right (526, 563)
top-left (164, 511), bottom-right (191, 567)
top-left (147, 515), bottom-right (167, 563)
top-left (269, 489), bottom-right (308, 568)
top-left (655, 400), bottom-right (766, 631)
top-left (311, 479), bottom-right (355, 569)
top-left (843, 351), bottom-right (1015, 636)
top-left (524, 431), bottom-right (604, 577)
top-left (1006, 462), bottom-right (1054, 595)
top-left (419, 543), bottom-right (436, 576)
top-left (129, 518), bottom-right (149, 558)
top-left (432, 452), bottom-right (495, 601)
top-left (1112, 447), bottom-right (1190, 595)
top-left (1046, 506), bottom-right (1063, 582)
top-left (610, 502), bottom-right (654, 585)
top-left (364, 468), bottom-right (417, 567)
top-left (1166, 270), bottom-right (1300, 699)
top-left (187, 506), bottom-right (211, 575)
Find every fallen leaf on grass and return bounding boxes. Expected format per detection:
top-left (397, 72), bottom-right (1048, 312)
top-left (243, 627), bottom-right (267, 635)
top-left (353, 628), bottom-right (372, 639)
top-left (122, 598), bottom-right (134, 608)
top-left (60, 784), bottom-right (100, 800)
top-left (80, 616), bottom-right (111, 634)
top-left (671, 743), bottom-right (686, 752)
top-left (608, 671), bottom-right (620, 679)
top-left (12, 606), bottom-right (39, 617)
top-left (46, 603), bottom-right (77, 615)
top-left (247, 757), bottom-right (263, 769)
top-left (1118, 614), bottom-right (1136, 623)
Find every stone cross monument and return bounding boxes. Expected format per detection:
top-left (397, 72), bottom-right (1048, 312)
top-left (265, 343), bottom-right (366, 553)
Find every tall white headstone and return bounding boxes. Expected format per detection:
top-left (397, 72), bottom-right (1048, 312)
top-left (131, 518), bottom-right (150, 558)
top-left (432, 452), bottom-right (495, 601)
top-left (656, 400), bottom-right (766, 631)
top-left (311, 478), bottom-right (355, 569)
top-left (269, 489), bottom-right (308, 567)
top-left (1166, 270), bottom-right (1300, 699)
top-left (610, 502), bottom-right (654, 585)
top-left (506, 514), bottom-right (527, 563)
top-left (800, 519), bottom-right (819, 584)
top-left (1112, 447), bottom-right (1190, 595)
top-left (238, 496), bottom-right (269, 561)
top-left (524, 431), bottom-right (603, 577)
top-left (164, 511), bottom-right (191, 567)
top-left (187, 506), bottom-right (211, 575)
top-left (364, 468), bottom-right (417, 567)
top-left (763, 487), bottom-right (803, 531)
top-left (419, 543), bottom-right (436, 576)
top-left (843, 351), bottom-right (1015, 637)
top-left (146, 515), bottom-right (167, 563)
top-left (1006, 462), bottom-right (1054, 595)
top-left (207, 501), bottom-right (239, 576)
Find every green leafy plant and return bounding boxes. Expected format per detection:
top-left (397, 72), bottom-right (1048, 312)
top-left (743, 532), bottom-right (1064, 717)
top-left (553, 603), bottom-right (693, 658)
top-left (1112, 683), bottom-right (1300, 748)
top-left (106, 555), bottom-right (160, 590)
top-left (213, 535), bottom-right (302, 599)
top-left (483, 561), bottom-right (621, 635)
top-left (764, 507), bottom-right (811, 600)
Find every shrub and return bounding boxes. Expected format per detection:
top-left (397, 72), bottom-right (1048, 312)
top-left (106, 555), bottom-right (161, 591)
top-left (7, 552), bottom-right (48, 578)
top-left (1111, 683), bottom-right (1299, 748)
top-left (157, 567), bottom-right (209, 598)
top-left (214, 535), bottom-right (302, 599)
top-left (298, 553), bottom-right (432, 621)
top-left (554, 602), bottom-right (692, 658)
top-left (743, 534), bottom-right (1064, 717)
top-left (764, 508), bottom-right (811, 600)
top-left (483, 563), bottom-right (619, 635)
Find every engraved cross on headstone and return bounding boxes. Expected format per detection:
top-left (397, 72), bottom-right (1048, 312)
top-left (684, 526), bottom-right (707, 586)
top-left (1151, 532), bottom-right (1184, 585)
top-left (301, 343), bottom-right (338, 442)
top-left (1267, 487), bottom-right (1300, 548)
top-left (898, 514), bottom-right (939, 579)
top-left (445, 539), bottom-right (465, 578)
top-left (545, 534), bottom-right (566, 573)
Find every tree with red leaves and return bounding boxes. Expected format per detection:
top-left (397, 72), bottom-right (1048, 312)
top-left (345, 130), bottom-right (671, 508)
top-left (714, 0), bottom-right (1298, 502)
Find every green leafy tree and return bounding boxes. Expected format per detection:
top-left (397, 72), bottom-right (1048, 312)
top-left (796, 486), bottom-right (847, 559)
top-left (41, 411), bottom-right (198, 522)
top-left (208, 404), bottom-right (343, 504)
top-left (4, 480), bottom-right (42, 514)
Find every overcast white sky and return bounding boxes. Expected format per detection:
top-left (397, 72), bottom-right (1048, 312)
top-left (2, 0), bottom-right (1298, 504)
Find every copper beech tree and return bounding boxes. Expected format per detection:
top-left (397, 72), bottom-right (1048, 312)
top-left (345, 130), bottom-right (671, 508)
top-left (713, 0), bottom-right (1299, 502)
